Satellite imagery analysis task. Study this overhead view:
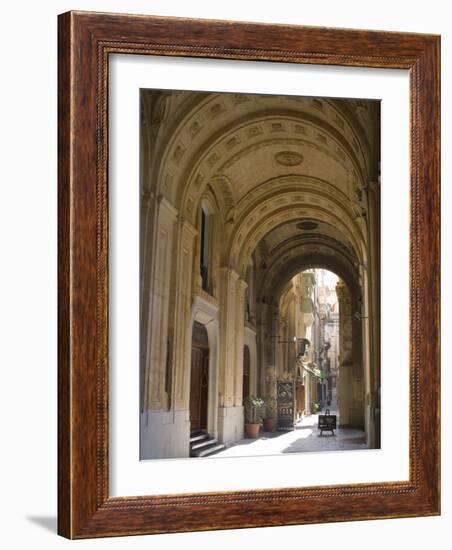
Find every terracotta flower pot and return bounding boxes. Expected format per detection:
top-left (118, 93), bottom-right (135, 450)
top-left (245, 422), bottom-right (260, 438)
top-left (263, 417), bottom-right (275, 432)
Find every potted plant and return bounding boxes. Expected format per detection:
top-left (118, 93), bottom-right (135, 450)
top-left (244, 395), bottom-right (264, 438)
top-left (263, 396), bottom-right (277, 432)
top-left (311, 401), bottom-right (321, 413)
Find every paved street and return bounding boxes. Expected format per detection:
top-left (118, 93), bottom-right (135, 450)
top-left (214, 409), bottom-right (368, 458)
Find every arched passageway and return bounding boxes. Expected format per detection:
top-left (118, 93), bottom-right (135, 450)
top-left (139, 89), bottom-right (380, 459)
top-left (272, 268), bottom-right (363, 431)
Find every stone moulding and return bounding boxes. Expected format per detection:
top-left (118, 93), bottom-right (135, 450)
top-left (275, 150), bottom-right (304, 166)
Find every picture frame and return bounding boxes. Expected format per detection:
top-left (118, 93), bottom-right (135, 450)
top-left (58, 10), bottom-right (440, 539)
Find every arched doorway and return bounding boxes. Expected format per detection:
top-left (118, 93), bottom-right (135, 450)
top-left (190, 322), bottom-right (209, 431)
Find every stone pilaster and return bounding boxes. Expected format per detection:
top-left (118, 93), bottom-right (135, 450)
top-left (172, 218), bottom-right (198, 410)
top-left (218, 268), bottom-right (240, 407)
top-left (277, 316), bottom-right (288, 378)
top-left (336, 280), bottom-right (353, 426)
top-left (144, 196), bottom-right (178, 411)
top-left (256, 301), bottom-right (269, 396)
top-left (140, 189), bottom-right (157, 411)
top-left (233, 278), bottom-right (248, 406)
top-left (264, 304), bottom-right (279, 397)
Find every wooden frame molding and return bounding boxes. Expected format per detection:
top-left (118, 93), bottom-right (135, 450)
top-left (58, 10), bottom-right (440, 538)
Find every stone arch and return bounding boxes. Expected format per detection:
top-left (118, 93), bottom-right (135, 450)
top-left (157, 95), bottom-right (373, 211)
top-left (229, 206), bottom-right (365, 279)
top-left (257, 250), bottom-right (365, 426)
top-left (178, 118), bottom-right (367, 225)
top-left (210, 175), bottom-right (237, 223)
top-left (222, 173), bottom-right (367, 277)
top-left (151, 92), bottom-right (373, 224)
top-left (261, 252), bottom-right (360, 305)
top-left (257, 234), bottom-right (357, 297)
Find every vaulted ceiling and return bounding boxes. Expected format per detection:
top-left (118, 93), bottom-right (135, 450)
top-left (141, 89), bottom-right (379, 288)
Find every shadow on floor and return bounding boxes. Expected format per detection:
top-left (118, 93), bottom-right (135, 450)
top-left (26, 516), bottom-right (57, 534)
top-left (340, 436), bottom-right (366, 444)
top-left (247, 430), bottom-right (288, 441)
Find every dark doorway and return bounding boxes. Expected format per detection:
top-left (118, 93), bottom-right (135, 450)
top-left (243, 345), bottom-right (251, 403)
top-left (296, 382), bottom-right (305, 419)
top-left (190, 322), bottom-right (209, 431)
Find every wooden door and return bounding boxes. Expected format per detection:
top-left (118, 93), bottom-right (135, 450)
top-left (190, 346), bottom-right (209, 431)
top-left (296, 382), bottom-right (305, 418)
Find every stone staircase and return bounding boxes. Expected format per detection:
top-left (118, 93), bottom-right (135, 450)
top-left (189, 430), bottom-right (226, 458)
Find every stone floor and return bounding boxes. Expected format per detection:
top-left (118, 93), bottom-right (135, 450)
top-left (214, 408), bottom-right (368, 458)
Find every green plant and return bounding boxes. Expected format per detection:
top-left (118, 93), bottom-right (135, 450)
top-left (312, 367), bottom-right (326, 380)
top-left (244, 395), bottom-right (265, 424)
top-left (311, 401), bottom-right (321, 413)
top-left (263, 395), bottom-right (277, 419)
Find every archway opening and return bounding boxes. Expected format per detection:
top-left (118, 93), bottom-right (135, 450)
top-left (276, 269), bottom-right (342, 423)
top-left (247, 210), bottom-right (366, 434)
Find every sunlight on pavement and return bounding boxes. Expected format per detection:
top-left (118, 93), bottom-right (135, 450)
top-left (213, 409), bottom-right (368, 458)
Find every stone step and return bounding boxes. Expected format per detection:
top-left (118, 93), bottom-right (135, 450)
top-left (191, 437), bottom-right (218, 451)
top-left (194, 442), bottom-right (226, 458)
top-left (189, 429), bottom-right (226, 457)
top-left (189, 431), bottom-right (209, 443)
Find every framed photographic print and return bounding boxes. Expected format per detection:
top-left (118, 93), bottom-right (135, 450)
top-left (58, 11), bottom-right (440, 538)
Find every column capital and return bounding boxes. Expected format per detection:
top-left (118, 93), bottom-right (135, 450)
top-left (368, 179), bottom-right (380, 194)
top-left (279, 316), bottom-right (288, 328)
top-left (178, 216), bottom-right (198, 238)
top-left (219, 266), bottom-right (240, 283)
top-left (236, 277), bottom-right (249, 293)
top-left (157, 195), bottom-right (178, 220)
top-left (335, 280), bottom-right (349, 299)
top-left (141, 188), bottom-right (154, 207)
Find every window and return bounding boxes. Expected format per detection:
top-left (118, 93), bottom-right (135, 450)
top-left (200, 206), bottom-right (210, 292)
